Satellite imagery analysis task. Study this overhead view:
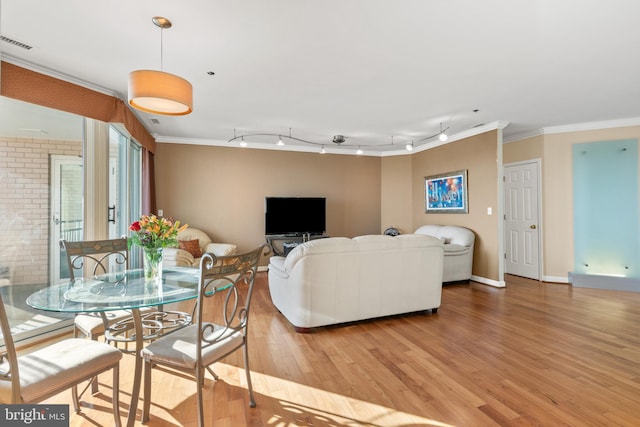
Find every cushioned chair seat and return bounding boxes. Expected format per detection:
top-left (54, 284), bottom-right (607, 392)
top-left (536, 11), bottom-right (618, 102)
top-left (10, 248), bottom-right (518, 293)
top-left (141, 323), bottom-right (243, 369)
top-left (0, 338), bottom-right (122, 403)
top-left (74, 310), bottom-right (135, 337)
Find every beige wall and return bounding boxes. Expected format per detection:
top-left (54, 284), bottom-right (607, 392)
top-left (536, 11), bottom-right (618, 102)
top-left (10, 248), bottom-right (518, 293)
top-left (380, 155), bottom-right (413, 234)
top-left (414, 131), bottom-right (500, 280)
top-left (381, 130), bottom-right (501, 281)
top-left (504, 125), bottom-right (640, 280)
top-left (503, 135), bottom-right (543, 164)
top-left (155, 144), bottom-right (382, 257)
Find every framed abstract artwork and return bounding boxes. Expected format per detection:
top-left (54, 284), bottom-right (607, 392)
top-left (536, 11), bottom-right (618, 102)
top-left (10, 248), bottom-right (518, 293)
top-left (425, 169), bottom-right (468, 213)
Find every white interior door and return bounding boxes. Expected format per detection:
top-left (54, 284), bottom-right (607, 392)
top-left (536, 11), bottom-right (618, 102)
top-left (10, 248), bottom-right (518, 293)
top-left (504, 161), bottom-right (541, 280)
top-left (49, 155), bottom-right (83, 284)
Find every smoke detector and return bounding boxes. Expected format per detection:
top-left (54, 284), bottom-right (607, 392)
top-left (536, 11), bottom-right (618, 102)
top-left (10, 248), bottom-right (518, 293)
top-left (332, 135), bottom-right (346, 144)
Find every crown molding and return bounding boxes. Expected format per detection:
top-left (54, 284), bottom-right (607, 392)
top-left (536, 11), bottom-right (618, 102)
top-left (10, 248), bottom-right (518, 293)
top-left (408, 121), bottom-right (509, 155)
top-left (504, 117), bottom-right (640, 143)
top-left (503, 128), bottom-right (544, 143)
top-left (543, 117), bottom-right (640, 134)
top-left (154, 135), bottom-right (384, 156)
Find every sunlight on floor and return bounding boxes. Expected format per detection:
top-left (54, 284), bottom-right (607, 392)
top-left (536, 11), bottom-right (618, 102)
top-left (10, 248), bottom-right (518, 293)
top-left (228, 364), bottom-right (453, 427)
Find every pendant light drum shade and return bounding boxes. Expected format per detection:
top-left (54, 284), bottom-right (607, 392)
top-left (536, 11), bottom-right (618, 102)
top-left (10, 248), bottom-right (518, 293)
top-left (128, 70), bottom-right (193, 115)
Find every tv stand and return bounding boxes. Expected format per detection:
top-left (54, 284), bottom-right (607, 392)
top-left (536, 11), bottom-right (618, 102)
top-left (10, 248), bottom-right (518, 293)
top-left (266, 233), bottom-right (329, 256)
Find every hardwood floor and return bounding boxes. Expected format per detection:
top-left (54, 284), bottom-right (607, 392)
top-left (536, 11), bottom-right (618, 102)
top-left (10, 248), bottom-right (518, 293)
top-left (44, 273), bottom-right (640, 426)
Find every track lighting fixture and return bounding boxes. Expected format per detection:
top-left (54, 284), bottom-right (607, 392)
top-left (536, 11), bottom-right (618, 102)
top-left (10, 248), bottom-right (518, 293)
top-left (228, 124), bottom-right (452, 153)
top-left (438, 122), bottom-right (448, 142)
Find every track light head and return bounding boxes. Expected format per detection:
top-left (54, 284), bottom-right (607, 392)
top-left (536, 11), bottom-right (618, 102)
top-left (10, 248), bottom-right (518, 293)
top-left (332, 135), bottom-right (346, 144)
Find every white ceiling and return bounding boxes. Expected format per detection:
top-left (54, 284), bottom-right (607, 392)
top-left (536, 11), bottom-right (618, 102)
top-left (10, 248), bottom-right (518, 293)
top-left (2, 0), bottom-right (640, 154)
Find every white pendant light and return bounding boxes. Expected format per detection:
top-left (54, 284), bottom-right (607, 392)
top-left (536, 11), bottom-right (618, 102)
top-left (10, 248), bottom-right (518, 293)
top-left (128, 17), bottom-right (193, 116)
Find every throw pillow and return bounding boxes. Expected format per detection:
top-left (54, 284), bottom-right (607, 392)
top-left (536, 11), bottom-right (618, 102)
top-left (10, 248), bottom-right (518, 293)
top-left (179, 239), bottom-right (202, 258)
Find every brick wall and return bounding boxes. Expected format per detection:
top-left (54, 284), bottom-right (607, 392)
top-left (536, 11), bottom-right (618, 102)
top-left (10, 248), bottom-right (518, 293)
top-left (0, 136), bottom-right (82, 285)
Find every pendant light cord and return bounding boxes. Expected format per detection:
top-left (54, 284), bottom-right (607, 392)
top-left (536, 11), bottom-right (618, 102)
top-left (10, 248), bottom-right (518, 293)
top-left (159, 28), bottom-right (164, 71)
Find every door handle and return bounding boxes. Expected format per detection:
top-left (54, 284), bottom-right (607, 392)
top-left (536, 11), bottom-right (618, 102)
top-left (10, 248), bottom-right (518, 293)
top-left (108, 205), bottom-right (116, 224)
top-left (530, 224), bottom-right (537, 229)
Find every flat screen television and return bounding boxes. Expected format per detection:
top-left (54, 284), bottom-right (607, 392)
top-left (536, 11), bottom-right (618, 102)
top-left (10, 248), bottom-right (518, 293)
top-left (265, 197), bottom-right (326, 235)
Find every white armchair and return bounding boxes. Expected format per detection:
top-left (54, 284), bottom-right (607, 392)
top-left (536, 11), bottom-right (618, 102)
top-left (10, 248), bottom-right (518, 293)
top-left (414, 225), bottom-right (475, 282)
top-left (163, 228), bottom-right (237, 268)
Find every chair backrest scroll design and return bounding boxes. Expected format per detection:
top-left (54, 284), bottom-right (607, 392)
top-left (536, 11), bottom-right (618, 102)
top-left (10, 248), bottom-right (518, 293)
top-left (196, 244), bottom-right (268, 353)
top-left (61, 238), bottom-right (129, 280)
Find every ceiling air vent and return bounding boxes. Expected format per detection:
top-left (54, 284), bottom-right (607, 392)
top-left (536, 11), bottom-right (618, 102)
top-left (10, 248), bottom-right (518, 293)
top-left (150, 118), bottom-right (160, 124)
top-left (1, 35), bottom-right (33, 50)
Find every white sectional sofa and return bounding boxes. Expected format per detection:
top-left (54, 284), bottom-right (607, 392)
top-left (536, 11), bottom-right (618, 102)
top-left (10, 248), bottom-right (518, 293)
top-left (414, 225), bottom-right (475, 282)
top-left (268, 234), bottom-right (444, 332)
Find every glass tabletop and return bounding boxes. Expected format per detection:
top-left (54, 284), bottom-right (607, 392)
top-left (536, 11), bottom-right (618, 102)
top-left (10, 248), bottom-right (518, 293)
top-left (26, 267), bottom-right (201, 313)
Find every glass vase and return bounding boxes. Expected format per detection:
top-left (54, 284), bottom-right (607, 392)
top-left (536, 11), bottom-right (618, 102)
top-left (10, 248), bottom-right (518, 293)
top-left (142, 247), bottom-right (163, 285)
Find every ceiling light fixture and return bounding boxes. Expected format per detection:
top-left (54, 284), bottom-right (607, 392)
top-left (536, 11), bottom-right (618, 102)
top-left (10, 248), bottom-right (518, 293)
top-left (227, 124), bottom-right (451, 152)
top-left (333, 135), bottom-right (346, 144)
top-left (438, 122), bottom-right (448, 142)
top-left (128, 16), bottom-right (193, 116)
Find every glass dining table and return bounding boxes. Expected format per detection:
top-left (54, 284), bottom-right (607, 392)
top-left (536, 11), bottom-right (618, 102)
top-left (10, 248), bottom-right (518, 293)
top-left (26, 266), bottom-right (201, 427)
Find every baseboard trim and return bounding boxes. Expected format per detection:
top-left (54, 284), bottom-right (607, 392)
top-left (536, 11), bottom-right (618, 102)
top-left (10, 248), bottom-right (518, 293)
top-left (543, 275), bottom-right (570, 284)
top-left (471, 275), bottom-right (505, 288)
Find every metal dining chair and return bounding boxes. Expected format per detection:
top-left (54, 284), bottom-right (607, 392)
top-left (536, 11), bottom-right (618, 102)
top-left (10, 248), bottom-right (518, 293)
top-left (61, 238), bottom-right (132, 340)
top-left (140, 244), bottom-right (267, 426)
top-left (61, 237), bottom-right (138, 394)
top-left (0, 293), bottom-right (122, 426)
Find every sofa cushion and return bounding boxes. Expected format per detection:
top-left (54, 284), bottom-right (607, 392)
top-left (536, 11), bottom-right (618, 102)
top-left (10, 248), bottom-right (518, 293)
top-left (396, 233), bottom-right (443, 248)
top-left (440, 225), bottom-right (474, 246)
top-left (284, 237), bottom-right (356, 272)
top-left (444, 244), bottom-right (471, 255)
top-left (353, 235), bottom-right (398, 251)
top-left (177, 228), bottom-right (212, 250)
top-left (179, 239), bottom-right (202, 258)
top-left (204, 242), bottom-right (237, 257)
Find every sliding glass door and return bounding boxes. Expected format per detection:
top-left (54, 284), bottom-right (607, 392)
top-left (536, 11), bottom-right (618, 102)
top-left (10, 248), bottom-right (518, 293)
top-left (109, 126), bottom-right (142, 266)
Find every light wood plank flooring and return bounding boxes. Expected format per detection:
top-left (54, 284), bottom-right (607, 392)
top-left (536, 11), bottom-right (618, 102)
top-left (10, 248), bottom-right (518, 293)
top-left (42, 273), bottom-right (640, 426)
